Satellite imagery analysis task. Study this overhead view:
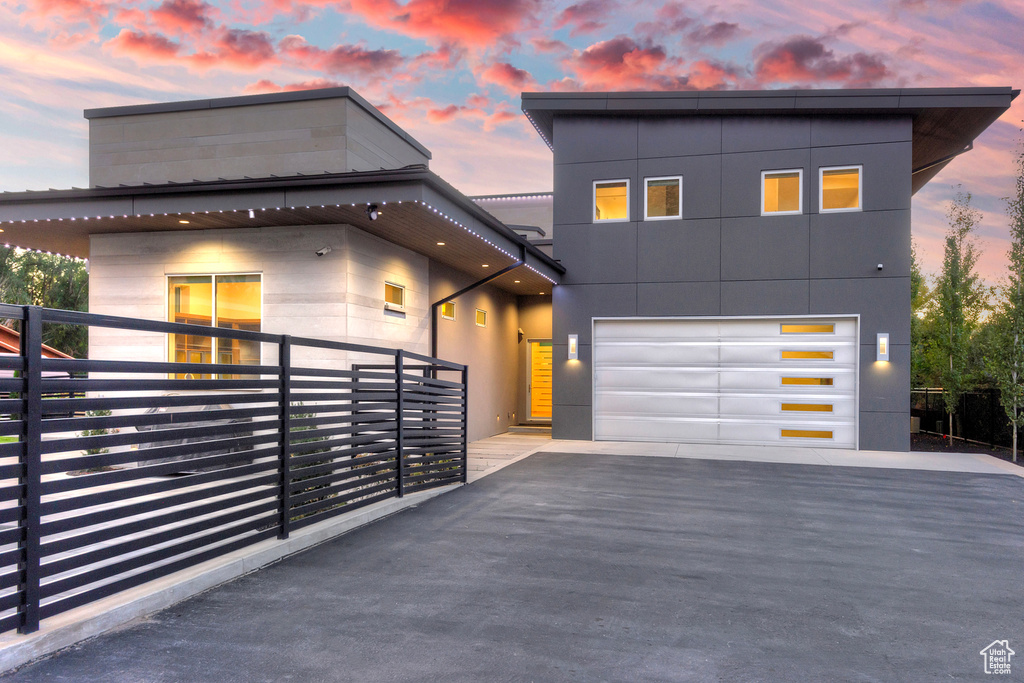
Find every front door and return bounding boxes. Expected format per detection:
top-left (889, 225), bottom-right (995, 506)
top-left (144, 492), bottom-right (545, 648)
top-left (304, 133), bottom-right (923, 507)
top-left (528, 340), bottom-right (553, 422)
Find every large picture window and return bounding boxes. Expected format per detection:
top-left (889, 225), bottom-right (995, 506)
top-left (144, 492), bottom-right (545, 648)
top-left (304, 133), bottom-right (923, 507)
top-left (762, 169), bottom-right (803, 215)
top-left (168, 274), bottom-right (261, 378)
top-left (594, 180), bottom-right (629, 222)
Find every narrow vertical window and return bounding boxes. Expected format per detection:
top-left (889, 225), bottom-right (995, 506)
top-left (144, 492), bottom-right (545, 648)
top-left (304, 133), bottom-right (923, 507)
top-left (594, 180), bottom-right (629, 222)
top-left (644, 176), bottom-right (682, 220)
top-left (762, 170), bottom-right (803, 215)
top-left (820, 166), bottom-right (862, 212)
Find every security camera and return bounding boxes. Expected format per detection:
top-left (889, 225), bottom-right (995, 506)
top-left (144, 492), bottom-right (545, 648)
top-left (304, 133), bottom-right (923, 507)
top-left (877, 263), bottom-right (883, 271)
top-left (316, 246), bottom-right (332, 257)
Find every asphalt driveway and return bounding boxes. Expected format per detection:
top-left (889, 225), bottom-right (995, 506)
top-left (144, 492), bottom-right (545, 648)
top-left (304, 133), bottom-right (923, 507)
top-left (5, 452), bottom-right (1023, 682)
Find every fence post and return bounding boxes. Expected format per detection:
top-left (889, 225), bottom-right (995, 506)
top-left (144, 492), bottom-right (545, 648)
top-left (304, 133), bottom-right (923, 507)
top-left (278, 336), bottom-right (292, 540)
top-left (19, 306), bottom-right (42, 634)
top-left (461, 364), bottom-right (468, 484)
top-left (395, 350), bottom-right (405, 498)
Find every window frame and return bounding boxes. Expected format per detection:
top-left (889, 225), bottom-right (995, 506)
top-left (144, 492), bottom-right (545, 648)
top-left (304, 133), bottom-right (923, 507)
top-left (165, 272), bottom-right (263, 375)
top-left (643, 175), bottom-right (682, 221)
top-left (761, 169), bottom-right (804, 216)
top-left (593, 179), bottom-right (630, 223)
top-left (440, 300), bottom-right (456, 321)
top-left (384, 281), bottom-right (406, 312)
top-left (475, 309), bottom-right (487, 328)
top-left (819, 165), bottom-right (863, 214)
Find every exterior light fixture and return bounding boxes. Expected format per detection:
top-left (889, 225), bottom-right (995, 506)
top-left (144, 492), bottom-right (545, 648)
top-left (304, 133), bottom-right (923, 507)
top-left (178, 219), bottom-right (190, 224)
top-left (877, 333), bottom-right (889, 362)
top-left (366, 204), bottom-right (379, 220)
top-left (482, 264), bottom-right (489, 268)
top-left (568, 334), bottom-right (579, 360)
top-left (436, 241), bottom-right (445, 246)
top-left (248, 209), bottom-right (256, 219)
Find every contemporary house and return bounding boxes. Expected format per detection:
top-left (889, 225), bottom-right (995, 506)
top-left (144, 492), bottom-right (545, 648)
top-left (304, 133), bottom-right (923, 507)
top-left (0, 86), bottom-right (1015, 451)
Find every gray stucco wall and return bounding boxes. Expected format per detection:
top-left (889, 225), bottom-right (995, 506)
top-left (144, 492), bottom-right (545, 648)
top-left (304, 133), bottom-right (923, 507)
top-left (551, 114), bottom-right (912, 451)
top-left (430, 262), bottom-right (520, 442)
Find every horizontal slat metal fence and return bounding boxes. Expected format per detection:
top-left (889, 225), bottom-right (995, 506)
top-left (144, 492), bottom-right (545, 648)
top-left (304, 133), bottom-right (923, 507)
top-left (0, 305), bottom-right (467, 635)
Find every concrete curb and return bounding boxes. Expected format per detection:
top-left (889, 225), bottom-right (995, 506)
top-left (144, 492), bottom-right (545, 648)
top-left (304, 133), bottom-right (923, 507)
top-left (0, 484), bottom-right (459, 674)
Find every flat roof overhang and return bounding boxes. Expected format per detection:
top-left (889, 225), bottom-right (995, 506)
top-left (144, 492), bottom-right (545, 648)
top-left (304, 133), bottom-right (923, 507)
top-left (522, 87), bottom-right (1019, 194)
top-left (0, 166), bottom-right (563, 296)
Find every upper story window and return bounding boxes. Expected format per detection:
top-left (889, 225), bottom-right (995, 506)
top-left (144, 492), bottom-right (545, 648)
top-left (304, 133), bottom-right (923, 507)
top-left (644, 176), bottom-right (682, 220)
top-left (762, 169), bottom-right (803, 215)
top-left (594, 180), bottom-right (629, 222)
top-left (167, 274), bottom-right (261, 378)
top-left (820, 166), bottom-right (862, 212)
top-left (440, 301), bottom-right (456, 320)
top-left (475, 309), bottom-right (487, 327)
top-left (384, 281), bottom-right (405, 312)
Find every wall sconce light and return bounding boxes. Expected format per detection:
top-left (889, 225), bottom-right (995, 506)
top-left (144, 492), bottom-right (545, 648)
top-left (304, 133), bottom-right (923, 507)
top-left (366, 204), bottom-right (379, 221)
top-left (877, 332), bottom-right (889, 362)
top-left (568, 334), bottom-right (578, 360)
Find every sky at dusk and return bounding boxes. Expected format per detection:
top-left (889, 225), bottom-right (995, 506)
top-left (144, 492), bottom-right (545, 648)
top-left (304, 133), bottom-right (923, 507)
top-left (0, 0), bottom-right (1021, 283)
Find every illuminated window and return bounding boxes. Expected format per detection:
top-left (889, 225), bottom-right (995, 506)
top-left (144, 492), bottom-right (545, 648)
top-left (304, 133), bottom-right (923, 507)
top-left (781, 351), bottom-right (834, 360)
top-left (781, 404), bottom-right (834, 412)
top-left (644, 176), bottom-right (681, 220)
top-left (820, 166), bottom-right (861, 212)
top-left (781, 429), bottom-right (833, 439)
top-left (168, 274), bottom-right (261, 378)
top-left (762, 170), bottom-right (803, 215)
top-left (441, 301), bottom-right (456, 320)
top-left (781, 377), bottom-right (834, 386)
top-left (475, 309), bottom-right (487, 327)
top-left (384, 282), bottom-right (405, 312)
top-left (594, 180), bottom-right (629, 222)
top-left (781, 323), bottom-right (834, 334)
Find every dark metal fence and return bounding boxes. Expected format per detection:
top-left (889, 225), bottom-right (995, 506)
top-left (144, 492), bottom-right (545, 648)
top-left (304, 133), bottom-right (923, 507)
top-left (911, 387), bottom-right (1013, 448)
top-left (0, 305), bottom-right (467, 636)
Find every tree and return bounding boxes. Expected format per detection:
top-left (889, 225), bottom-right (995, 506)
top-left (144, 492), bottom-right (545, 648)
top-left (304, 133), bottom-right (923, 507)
top-left (910, 240), bottom-right (935, 387)
top-left (935, 188), bottom-right (986, 439)
top-left (0, 247), bottom-right (89, 357)
top-left (988, 138), bottom-right (1024, 461)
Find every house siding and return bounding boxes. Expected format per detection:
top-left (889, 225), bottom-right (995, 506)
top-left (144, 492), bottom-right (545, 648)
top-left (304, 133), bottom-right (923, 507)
top-left (550, 114), bottom-right (912, 451)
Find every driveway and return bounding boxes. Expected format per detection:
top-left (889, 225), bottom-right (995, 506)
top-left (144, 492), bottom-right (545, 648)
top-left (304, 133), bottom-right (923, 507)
top-left (4, 451), bottom-right (1022, 682)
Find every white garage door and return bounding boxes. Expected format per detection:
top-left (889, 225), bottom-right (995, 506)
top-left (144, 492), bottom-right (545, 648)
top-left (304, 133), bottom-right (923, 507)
top-left (593, 317), bottom-right (858, 449)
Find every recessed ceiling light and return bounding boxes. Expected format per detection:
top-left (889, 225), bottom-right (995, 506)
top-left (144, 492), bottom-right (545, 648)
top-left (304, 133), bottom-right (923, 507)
top-left (539, 292), bottom-right (545, 295)
top-left (482, 264), bottom-right (489, 268)
top-left (514, 280), bottom-right (520, 283)
top-left (178, 219), bottom-right (190, 224)
top-left (437, 241), bottom-right (445, 246)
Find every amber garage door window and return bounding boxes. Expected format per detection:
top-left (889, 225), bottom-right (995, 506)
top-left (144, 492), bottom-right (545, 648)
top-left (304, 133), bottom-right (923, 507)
top-left (594, 180), bottom-right (629, 221)
top-left (645, 177), bottom-right (681, 220)
top-left (168, 274), bottom-right (261, 378)
top-left (762, 170), bottom-right (802, 214)
top-left (820, 167), bottom-right (861, 212)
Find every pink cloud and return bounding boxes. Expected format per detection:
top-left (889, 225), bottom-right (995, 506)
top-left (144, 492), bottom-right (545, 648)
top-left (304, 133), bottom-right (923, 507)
top-left (278, 35), bottom-right (404, 75)
top-left (190, 28), bottom-right (277, 70)
top-left (151, 0), bottom-right (214, 35)
top-left (553, 0), bottom-right (613, 36)
top-left (21, 0), bottom-right (111, 29)
top-left (479, 62), bottom-right (538, 95)
top-left (636, 1), bottom-right (693, 39)
top-left (687, 21), bottom-right (743, 46)
top-left (105, 28), bottom-right (181, 62)
top-left (754, 36), bottom-right (891, 87)
top-left (244, 78), bottom-right (346, 94)
top-left (343, 0), bottom-right (542, 49)
top-left (566, 36), bottom-right (691, 90)
top-left (531, 37), bottom-right (569, 53)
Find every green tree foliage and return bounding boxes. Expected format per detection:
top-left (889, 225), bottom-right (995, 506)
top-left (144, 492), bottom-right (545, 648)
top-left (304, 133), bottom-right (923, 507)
top-left (935, 188), bottom-right (987, 438)
top-left (0, 247), bottom-right (88, 357)
top-left (910, 240), bottom-right (937, 387)
top-left (987, 138), bottom-right (1024, 461)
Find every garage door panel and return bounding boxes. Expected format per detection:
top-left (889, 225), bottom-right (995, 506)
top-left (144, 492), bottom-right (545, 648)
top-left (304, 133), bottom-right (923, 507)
top-left (593, 317), bottom-right (858, 449)
top-left (597, 368), bottom-right (721, 390)
top-left (595, 392), bottom-right (720, 416)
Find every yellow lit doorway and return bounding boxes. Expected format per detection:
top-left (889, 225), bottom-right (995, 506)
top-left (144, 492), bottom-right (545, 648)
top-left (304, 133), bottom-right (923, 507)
top-left (528, 340), bottom-right (552, 421)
